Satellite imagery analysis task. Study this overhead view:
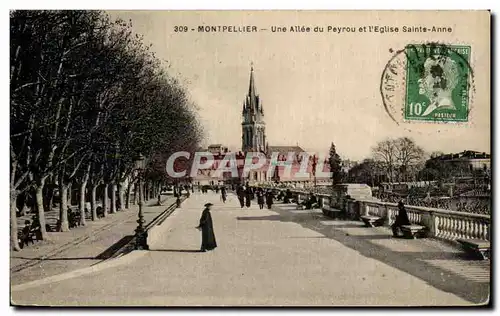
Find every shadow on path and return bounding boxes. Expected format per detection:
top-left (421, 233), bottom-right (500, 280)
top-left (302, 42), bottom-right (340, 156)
top-left (11, 256), bottom-right (96, 261)
top-left (150, 249), bottom-right (202, 253)
top-left (95, 235), bottom-right (135, 260)
top-left (268, 202), bottom-right (490, 305)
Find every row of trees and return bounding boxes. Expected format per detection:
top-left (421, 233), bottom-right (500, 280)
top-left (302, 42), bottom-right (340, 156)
top-left (10, 10), bottom-right (203, 250)
top-left (347, 137), bottom-right (426, 186)
top-left (346, 137), bottom-right (489, 187)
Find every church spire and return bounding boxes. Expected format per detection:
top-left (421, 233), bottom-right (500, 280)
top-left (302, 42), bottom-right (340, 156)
top-left (248, 62), bottom-right (256, 99)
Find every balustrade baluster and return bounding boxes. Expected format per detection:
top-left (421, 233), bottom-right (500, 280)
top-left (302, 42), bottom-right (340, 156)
top-left (478, 222), bottom-right (485, 240)
top-left (449, 217), bottom-right (455, 239)
top-left (445, 217), bottom-right (451, 239)
top-left (457, 218), bottom-right (464, 238)
top-left (441, 215), bottom-right (448, 238)
top-left (442, 216), bottom-right (448, 239)
top-left (471, 220), bottom-right (478, 239)
top-left (455, 217), bottom-right (461, 239)
top-left (458, 218), bottom-right (464, 239)
top-left (434, 215), bottom-right (440, 238)
top-left (465, 220), bottom-right (472, 239)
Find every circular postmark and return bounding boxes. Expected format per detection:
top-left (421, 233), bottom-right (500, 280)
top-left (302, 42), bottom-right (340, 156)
top-left (380, 42), bottom-right (475, 129)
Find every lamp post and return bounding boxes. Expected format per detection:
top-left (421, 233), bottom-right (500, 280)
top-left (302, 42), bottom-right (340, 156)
top-left (134, 153), bottom-right (148, 250)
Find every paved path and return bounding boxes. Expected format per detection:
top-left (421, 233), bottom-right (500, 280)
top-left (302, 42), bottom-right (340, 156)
top-left (10, 196), bottom-right (176, 286)
top-left (11, 192), bottom-right (489, 306)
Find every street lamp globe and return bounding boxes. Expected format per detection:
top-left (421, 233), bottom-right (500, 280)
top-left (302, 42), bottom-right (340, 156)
top-left (135, 153), bottom-right (146, 170)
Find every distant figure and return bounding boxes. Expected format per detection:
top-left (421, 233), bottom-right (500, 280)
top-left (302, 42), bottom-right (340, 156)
top-left (236, 185), bottom-right (245, 208)
top-left (196, 203), bottom-right (217, 252)
top-left (303, 193), bottom-right (318, 209)
top-left (245, 186), bottom-right (252, 208)
top-left (215, 185), bottom-right (219, 194)
top-left (220, 186), bottom-right (227, 203)
top-left (157, 194), bottom-right (162, 206)
top-left (392, 201), bottom-right (410, 237)
top-left (266, 190), bottom-right (274, 209)
top-left (176, 196), bottom-right (182, 208)
top-left (257, 188), bottom-right (265, 209)
top-left (283, 189), bottom-right (292, 204)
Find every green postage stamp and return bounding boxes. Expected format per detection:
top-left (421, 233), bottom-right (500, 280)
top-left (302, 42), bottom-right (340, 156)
top-left (404, 44), bottom-right (471, 122)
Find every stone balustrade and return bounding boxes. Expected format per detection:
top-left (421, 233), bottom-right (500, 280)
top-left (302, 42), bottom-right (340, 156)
top-left (256, 185), bottom-right (491, 242)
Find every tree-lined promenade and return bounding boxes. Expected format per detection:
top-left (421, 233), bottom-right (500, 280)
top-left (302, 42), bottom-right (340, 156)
top-left (10, 10), bottom-right (203, 251)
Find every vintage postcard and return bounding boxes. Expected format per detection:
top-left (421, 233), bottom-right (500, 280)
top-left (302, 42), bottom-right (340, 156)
top-left (10, 10), bottom-right (490, 306)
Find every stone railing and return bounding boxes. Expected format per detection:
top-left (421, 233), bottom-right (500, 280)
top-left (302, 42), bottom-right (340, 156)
top-left (256, 185), bottom-right (490, 242)
top-left (358, 200), bottom-right (490, 242)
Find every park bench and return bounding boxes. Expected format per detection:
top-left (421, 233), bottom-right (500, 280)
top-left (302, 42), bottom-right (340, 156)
top-left (323, 205), bottom-right (345, 219)
top-left (17, 224), bottom-right (41, 249)
top-left (400, 225), bottom-right (427, 239)
top-left (360, 215), bottom-right (384, 227)
top-left (457, 238), bottom-right (490, 260)
top-left (69, 211), bottom-right (81, 228)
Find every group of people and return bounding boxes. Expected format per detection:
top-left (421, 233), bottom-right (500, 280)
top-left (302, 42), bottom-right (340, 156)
top-left (235, 185), bottom-right (274, 209)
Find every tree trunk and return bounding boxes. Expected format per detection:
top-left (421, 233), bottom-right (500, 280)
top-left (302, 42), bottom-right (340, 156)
top-left (90, 184), bottom-right (98, 221)
top-left (125, 181), bottom-right (132, 209)
top-left (35, 181), bottom-right (49, 239)
top-left (10, 190), bottom-right (21, 251)
top-left (59, 182), bottom-right (70, 232)
top-left (78, 180), bottom-right (87, 226)
top-left (118, 181), bottom-right (126, 211)
top-left (132, 182), bottom-right (137, 205)
top-left (110, 183), bottom-right (117, 214)
top-left (43, 185), bottom-right (51, 213)
top-left (102, 183), bottom-right (109, 217)
top-left (67, 182), bottom-right (73, 205)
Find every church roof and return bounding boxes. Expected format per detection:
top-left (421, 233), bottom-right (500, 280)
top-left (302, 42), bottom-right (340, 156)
top-left (267, 145), bottom-right (305, 155)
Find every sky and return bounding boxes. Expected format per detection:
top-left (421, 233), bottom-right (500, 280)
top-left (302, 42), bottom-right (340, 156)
top-left (109, 10), bottom-right (491, 161)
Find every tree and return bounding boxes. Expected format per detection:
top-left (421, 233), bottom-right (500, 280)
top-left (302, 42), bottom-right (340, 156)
top-left (328, 142), bottom-right (342, 185)
top-left (372, 139), bottom-right (397, 182)
top-left (372, 137), bottom-right (425, 183)
top-left (394, 137), bottom-right (426, 182)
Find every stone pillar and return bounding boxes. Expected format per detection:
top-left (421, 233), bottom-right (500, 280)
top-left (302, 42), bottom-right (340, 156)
top-left (420, 211), bottom-right (436, 237)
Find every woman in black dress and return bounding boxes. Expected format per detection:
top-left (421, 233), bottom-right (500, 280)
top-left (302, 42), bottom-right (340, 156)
top-left (197, 203), bottom-right (217, 252)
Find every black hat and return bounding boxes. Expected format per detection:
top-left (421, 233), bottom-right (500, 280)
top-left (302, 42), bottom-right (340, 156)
top-left (204, 203), bottom-right (213, 207)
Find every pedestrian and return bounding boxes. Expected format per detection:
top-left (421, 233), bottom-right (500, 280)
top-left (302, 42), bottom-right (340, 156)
top-left (391, 201), bottom-right (410, 237)
top-left (283, 189), bottom-right (291, 203)
top-left (257, 188), bottom-right (265, 209)
top-left (176, 196), bottom-right (182, 208)
top-left (245, 186), bottom-right (252, 208)
top-left (220, 186), bottom-right (227, 203)
top-left (266, 190), bottom-right (274, 209)
top-left (196, 203), bottom-right (217, 252)
top-left (237, 185), bottom-right (245, 208)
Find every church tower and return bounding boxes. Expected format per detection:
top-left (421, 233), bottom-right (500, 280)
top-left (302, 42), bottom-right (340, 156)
top-left (242, 64), bottom-right (266, 152)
